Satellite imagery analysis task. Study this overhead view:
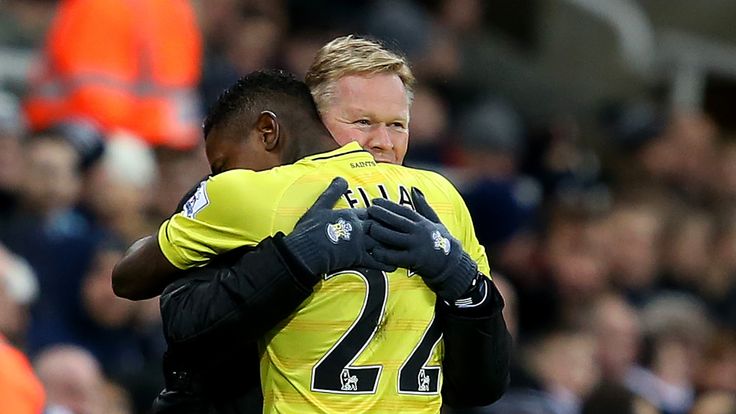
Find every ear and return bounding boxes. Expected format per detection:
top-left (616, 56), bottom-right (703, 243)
top-left (255, 111), bottom-right (280, 151)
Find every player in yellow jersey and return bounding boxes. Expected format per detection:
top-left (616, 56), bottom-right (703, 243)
top-left (162, 151), bottom-right (483, 412)
top-left (149, 70), bottom-right (502, 413)
top-left (115, 36), bottom-right (510, 413)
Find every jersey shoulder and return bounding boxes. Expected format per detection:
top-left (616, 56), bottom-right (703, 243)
top-left (383, 164), bottom-right (463, 202)
top-left (203, 167), bottom-right (302, 208)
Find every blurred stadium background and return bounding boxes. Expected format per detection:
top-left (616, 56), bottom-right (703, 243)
top-left (1, 0), bottom-right (736, 413)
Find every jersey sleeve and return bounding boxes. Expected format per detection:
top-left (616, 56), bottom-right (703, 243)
top-left (452, 191), bottom-right (491, 277)
top-left (158, 170), bottom-right (280, 269)
top-left (431, 172), bottom-right (491, 277)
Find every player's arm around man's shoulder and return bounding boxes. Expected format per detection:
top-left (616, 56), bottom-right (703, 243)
top-left (112, 170), bottom-right (267, 300)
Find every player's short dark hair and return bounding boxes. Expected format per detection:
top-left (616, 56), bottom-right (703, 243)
top-left (203, 69), bottom-right (322, 140)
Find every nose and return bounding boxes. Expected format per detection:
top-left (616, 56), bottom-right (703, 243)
top-left (368, 125), bottom-right (394, 152)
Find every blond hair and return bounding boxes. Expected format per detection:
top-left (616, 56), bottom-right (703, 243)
top-left (305, 35), bottom-right (416, 113)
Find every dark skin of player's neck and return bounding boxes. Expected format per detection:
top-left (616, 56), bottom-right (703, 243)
top-left (206, 111), bottom-right (338, 176)
top-left (112, 111), bottom-right (340, 300)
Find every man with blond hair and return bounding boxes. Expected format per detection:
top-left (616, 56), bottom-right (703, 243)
top-left (306, 35), bottom-right (414, 166)
top-left (115, 36), bottom-right (509, 413)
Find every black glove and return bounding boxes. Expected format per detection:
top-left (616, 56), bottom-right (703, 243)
top-left (366, 188), bottom-right (478, 301)
top-left (282, 177), bottom-right (397, 277)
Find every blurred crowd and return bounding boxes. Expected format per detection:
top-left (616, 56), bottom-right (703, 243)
top-left (1, 0), bottom-right (735, 414)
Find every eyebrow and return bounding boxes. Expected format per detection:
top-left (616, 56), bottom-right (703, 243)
top-left (343, 107), bottom-right (408, 122)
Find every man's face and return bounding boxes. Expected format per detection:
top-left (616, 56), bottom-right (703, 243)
top-left (321, 73), bottom-right (410, 164)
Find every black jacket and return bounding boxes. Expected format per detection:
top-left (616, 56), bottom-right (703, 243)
top-left (153, 234), bottom-right (510, 413)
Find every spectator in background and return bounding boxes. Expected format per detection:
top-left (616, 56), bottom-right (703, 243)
top-left (542, 204), bottom-right (611, 327)
top-left (712, 140), bottom-right (736, 202)
top-left (0, 246), bottom-right (42, 414)
top-left (605, 196), bottom-right (666, 305)
top-left (1, 121), bottom-right (105, 355)
top-left (707, 212), bottom-right (736, 328)
top-left (0, 244), bottom-right (45, 414)
top-left (603, 102), bottom-right (720, 202)
top-left (458, 98), bottom-right (526, 180)
top-left (490, 326), bottom-right (600, 414)
top-left (627, 293), bottom-right (715, 414)
top-left (435, 0), bottom-right (487, 36)
top-left (3, 124), bottom-right (165, 409)
top-left (589, 293), bottom-right (642, 386)
top-left (23, 0), bottom-right (203, 149)
top-left (456, 98), bottom-right (541, 266)
top-left (690, 391), bottom-right (736, 414)
top-left (365, 0), bottom-right (431, 62)
top-left (529, 328), bottom-right (600, 414)
top-left (34, 345), bottom-right (107, 414)
top-left (0, 243), bottom-right (38, 347)
top-left (281, 31), bottom-right (332, 80)
top-left (659, 205), bottom-right (715, 296)
top-left (662, 112), bottom-right (718, 199)
top-left (0, 333), bottom-right (45, 414)
top-left (78, 239), bottom-right (164, 414)
top-left (403, 85), bottom-right (451, 167)
top-left (0, 91), bottom-right (26, 222)
top-left (199, 0), bottom-right (286, 108)
top-left (601, 100), bottom-right (671, 186)
top-left (20, 128), bottom-right (82, 218)
top-left (43, 119), bottom-right (107, 225)
top-left (84, 133), bottom-right (159, 245)
top-left (5, 122), bottom-right (166, 409)
top-left (582, 382), bottom-right (659, 414)
top-left (365, 0), bottom-right (464, 86)
top-left (492, 273), bottom-right (519, 340)
top-left (81, 239), bottom-right (166, 368)
top-left (694, 330), bottom-right (736, 395)
top-left (451, 98), bottom-right (550, 339)
top-left (0, 0), bottom-right (55, 50)
top-left (222, 13), bottom-right (283, 82)
top-left (99, 380), bottom-right (133, 414)
top-left (147, 146), bottom-right (209, 224)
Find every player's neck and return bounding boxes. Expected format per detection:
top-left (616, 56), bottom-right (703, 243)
top-left (292, 133), bottom-right (339, 161)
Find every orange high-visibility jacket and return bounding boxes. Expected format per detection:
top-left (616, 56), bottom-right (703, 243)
top-left (24, 0), bottom-right (203, 149)
top-left (0, 335), bottom-right (45, 414)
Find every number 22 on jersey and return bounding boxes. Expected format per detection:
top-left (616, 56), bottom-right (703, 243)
top-left (311, 269), bottom-right (443, 395)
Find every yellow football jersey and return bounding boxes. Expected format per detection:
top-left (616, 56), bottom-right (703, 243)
top-left (159, 142), bottom-right (491, 413)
